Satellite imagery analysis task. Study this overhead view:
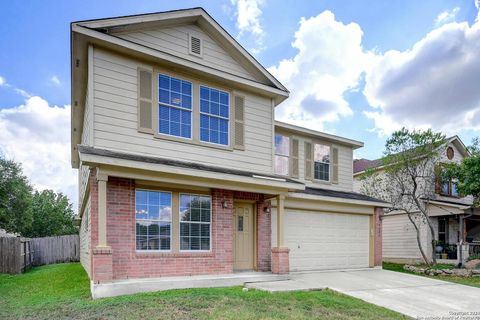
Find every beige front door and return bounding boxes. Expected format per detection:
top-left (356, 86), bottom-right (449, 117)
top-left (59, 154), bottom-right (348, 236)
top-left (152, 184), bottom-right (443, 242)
top-left (233, 202), bottom-right (254, 270)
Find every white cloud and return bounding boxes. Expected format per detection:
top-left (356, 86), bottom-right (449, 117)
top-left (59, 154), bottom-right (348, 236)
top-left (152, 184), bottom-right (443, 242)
top-left (363, 20), bottom-right (480, 136)
top-left (230, 0), bottom-right (266, 53)
top-left (0, 76), bottom-right (5, 86)
top-left (434, 7), bottom-right (460, 27)
top-left (50, 75), bottom-right (61, 86)
top-left (0, 96), bottom-right (77, 211)
top-left (269, 11), bottom-right (374, 131)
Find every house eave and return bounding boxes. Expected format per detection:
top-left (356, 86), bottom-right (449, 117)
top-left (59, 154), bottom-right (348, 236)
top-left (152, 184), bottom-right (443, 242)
top-left (287, 192), bottom-right (391, 208)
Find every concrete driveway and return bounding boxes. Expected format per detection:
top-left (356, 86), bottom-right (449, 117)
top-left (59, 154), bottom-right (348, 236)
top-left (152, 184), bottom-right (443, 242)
top-left (247, 269), bottom-right (480, 318)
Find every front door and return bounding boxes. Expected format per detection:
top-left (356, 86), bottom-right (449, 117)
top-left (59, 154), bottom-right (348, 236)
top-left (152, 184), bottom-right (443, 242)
top-left (233, 202), bottom-right (254, 270)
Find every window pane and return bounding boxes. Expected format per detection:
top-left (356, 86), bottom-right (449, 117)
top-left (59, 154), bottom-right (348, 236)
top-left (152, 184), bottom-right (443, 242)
top-left (314, 144), bottom-right (330, 163)
top-left (452, 182), bottom-right (459, 197)
top-left (199, 85), bottom-right (229, 146)
top-left (314, 162), bottom-right (330, 181)
top-left (441, 182), bottom-right (449, 194)
top-left (275, 135), bottom-right (289, 156)
top-left (275, 155), bottom-right (289, 175)
top-left (201, 238), bottom-right (210, 250)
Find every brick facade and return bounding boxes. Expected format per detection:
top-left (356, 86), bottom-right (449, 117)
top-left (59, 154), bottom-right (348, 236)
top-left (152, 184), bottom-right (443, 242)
top-left (271, 247), bottom-right (290, 274)
top-left (87, 173), bottom-right (273, 282)
top-left (374, 207), bottom-right (383, 266)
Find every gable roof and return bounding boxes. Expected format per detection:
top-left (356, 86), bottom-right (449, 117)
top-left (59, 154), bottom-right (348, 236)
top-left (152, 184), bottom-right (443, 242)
top-left (70, 7), bottom-right (289, 168)
top-left (353, 136), bottom-right (470, 175)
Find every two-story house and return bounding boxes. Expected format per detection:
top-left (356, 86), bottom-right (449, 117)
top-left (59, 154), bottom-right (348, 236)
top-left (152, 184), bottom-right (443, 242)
top-left (353, 136), bottom-right (480, 264)
top-left (71, 8), bottom-right (386, 298)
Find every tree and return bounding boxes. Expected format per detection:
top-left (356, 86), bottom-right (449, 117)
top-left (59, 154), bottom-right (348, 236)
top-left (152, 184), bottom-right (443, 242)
top-left (25, 190), bottom-right (78, 238)
top-left (359, 128), bottom-right (446, 266)
top-left (0, 157), bottom-right (33, 235)
top-left (443, 137), bottom-right (480, 207)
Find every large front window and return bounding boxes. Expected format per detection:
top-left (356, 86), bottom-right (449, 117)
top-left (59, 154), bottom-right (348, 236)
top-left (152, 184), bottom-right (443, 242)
top-left (180, 194), bottom-right (211, 251)
top-left (158, 74), bottom-right (192, 139)
top-left (314, 144), bottom-right (330, 181)
top-left (274, 134), bottom-right (289, 175)
top-left (200, 85), bottom-right (230, 145)
top-left (135, 190), bottom-right (172, 251)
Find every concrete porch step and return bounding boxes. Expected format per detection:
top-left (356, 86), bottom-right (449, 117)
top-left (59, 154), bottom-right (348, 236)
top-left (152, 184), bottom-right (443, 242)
top-left (92, 272), bottom-right (290, 299)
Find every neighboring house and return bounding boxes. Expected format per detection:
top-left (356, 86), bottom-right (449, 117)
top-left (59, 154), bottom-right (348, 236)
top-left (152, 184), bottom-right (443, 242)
top-left (71, 8), bottom-right (386, 291)
top-left (353, 136), bottom-right (480, 264)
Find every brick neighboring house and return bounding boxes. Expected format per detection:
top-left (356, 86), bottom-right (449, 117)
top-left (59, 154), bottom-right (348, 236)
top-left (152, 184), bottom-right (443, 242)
top-left (71, 8), bottom-right (386, 295)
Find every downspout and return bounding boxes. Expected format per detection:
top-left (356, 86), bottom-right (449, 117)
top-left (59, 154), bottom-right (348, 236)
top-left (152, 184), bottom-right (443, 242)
top-left (458, 207), bottom-right (474, 267)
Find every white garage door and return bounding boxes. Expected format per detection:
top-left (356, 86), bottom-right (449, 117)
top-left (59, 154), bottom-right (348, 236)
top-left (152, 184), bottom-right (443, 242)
top-left (273, 210), bottom-right (370, 271)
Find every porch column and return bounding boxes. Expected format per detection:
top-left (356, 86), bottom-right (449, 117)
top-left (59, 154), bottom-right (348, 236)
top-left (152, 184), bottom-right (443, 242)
top-left (92, 169), bottom-right (113, 282)
top-left (272, 194), bottom-right (289, 274)
top-left (96, 171), bottom-right (108, 248)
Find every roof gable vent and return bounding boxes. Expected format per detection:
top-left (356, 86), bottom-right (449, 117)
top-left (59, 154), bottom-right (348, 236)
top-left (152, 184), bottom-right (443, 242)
top-left (189, 34), bottom-right (203, 57)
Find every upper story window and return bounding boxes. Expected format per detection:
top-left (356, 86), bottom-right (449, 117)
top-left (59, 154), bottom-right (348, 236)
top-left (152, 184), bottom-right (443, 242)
top-left (200, 86), bottom-right (230, 145)
top-left (135, 190), bottom-right (172, 251)
top-left (158, 74), bottom-right (192, 139)
top-left (274, 134), bottom-right (290, 175)
top-left (438, 166), bottom-right (460, 197)
top-left (314, 144), bottom-right (330, 181)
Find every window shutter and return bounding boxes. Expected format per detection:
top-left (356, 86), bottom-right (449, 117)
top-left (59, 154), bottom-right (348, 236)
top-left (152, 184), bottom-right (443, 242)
top-left (233, 95), bottom-right (245, 149)
top-left (331, 147), bottom-right (339, 184)
top-left (291, 138), bottom-right (299, 178)
top-left (304, 141), bottom-right (313, 180)
top-left (138, 68), bottom-right (153, 133)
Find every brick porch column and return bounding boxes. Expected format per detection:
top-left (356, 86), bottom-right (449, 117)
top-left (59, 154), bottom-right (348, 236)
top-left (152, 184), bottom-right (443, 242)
top-left (271, 194), bottom-right (289, 274)
top-left (91, 170), bottom-right (113, 282)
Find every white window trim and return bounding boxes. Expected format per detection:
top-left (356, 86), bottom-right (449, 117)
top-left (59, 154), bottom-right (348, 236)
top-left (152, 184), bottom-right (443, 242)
top-left (135, 188), bottom-right (173, 253)
top-left (274, 134), bottom-right (290, 176)
top-left (158, 73), bottom-right (194, 141)
top-left (199, 85), bottom-right (231, 147)
top-left (179, 192), bottom-right (212, 253)
top-left (313, 143), bottom-right (331, 183)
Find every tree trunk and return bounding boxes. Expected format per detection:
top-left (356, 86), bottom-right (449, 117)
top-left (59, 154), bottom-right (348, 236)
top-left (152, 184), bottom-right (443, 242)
top-left (414, 199), bottom-right (437, 265)
top-left (407, 212), bottom-right (431, 266)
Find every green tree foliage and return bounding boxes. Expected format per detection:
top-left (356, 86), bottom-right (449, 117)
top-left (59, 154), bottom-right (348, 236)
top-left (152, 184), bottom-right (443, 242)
top-left (360, 128), bottom-right (447, 266)
top-left (0, 157), bottom-right (33, 235)
top-left (25, 190), bottom-right (78, 238)
top-left (0, 155), bottom-right (77, 237)
top-left (443, 137), bottom-right (480, 207)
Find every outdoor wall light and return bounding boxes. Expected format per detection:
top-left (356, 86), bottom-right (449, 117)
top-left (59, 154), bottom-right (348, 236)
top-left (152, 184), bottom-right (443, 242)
top-left (221, 199), bottom-right (229, 209)
top-left (263, 204), bottom-right (271, 214)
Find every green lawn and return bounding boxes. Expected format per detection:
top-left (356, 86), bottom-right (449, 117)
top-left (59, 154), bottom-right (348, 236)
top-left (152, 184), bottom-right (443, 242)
top-left (0, 263), bottom-right (406, 320)
top-left (383, 262), bottom-right (480, 288)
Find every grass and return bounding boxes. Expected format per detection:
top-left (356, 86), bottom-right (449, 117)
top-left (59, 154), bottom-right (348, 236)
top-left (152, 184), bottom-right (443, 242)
top-left (0, 263), bottom-right (407, 320)
top-left (383, 262), bottom-right (480, 288)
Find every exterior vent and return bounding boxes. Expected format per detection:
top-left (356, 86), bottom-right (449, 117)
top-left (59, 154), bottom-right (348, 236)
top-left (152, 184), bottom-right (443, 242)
top-left (189, 34), bottom-right (203, 57)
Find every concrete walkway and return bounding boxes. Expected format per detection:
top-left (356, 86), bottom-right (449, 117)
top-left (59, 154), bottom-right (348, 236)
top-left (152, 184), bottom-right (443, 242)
top-left (247, 269), bottom-right (480, 318)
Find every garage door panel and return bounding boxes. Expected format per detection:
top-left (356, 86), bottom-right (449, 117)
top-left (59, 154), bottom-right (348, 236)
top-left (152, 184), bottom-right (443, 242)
top-left (273, 209), bottom-right (370, 271)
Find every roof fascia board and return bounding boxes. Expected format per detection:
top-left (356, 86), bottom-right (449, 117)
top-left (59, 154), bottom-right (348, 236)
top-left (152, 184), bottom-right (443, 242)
top-left (287, 192), bottom-right (391, 208)
top-left (79, 151), bottom-right (304, 192)
top-left (72, 25), bottom-right (288, 101)
top-left (275, 121), bottom-right (364, 149)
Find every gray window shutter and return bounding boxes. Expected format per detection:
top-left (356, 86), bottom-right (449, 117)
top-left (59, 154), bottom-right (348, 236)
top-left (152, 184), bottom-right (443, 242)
top-left (233, 95), bottom-right (245, 149)
top-left (304, 141), bottom-right (313, 180)
top-left (291, 138), bottom-right (299, 178)
top-left (332, 147), bottom-right (339, 184)
top-left (138, 68), bottom-right (153, 133)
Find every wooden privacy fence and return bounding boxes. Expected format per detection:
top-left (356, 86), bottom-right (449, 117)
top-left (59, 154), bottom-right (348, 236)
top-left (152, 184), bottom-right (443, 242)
top-left (30, 235), bottom-right (79, 266)
top-left (0, 237), bottom-right (33, 274)
top-left (0, 234), bottom-right (79, 274)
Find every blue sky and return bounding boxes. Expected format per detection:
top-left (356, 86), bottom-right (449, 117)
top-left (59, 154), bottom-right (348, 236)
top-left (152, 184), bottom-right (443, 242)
top-left (1, 0), bottom-right (480, 208)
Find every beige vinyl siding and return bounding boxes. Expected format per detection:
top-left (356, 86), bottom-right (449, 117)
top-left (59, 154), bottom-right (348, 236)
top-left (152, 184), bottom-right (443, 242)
top-left (277, 131), bottom-right (354, 191)
top-left (91, 47), bottom-right (274, 174)
top-left (112, 24), bottom-right (257, 82)
top-left (382, 213), bottom-right (431, 261)
top-left (79, 195), bottom-right (91, 277)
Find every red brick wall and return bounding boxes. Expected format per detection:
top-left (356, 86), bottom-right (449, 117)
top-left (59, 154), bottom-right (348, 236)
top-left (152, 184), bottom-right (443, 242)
top-left (374, 207), bottom-right (383, 266)
top-left (271, 247), bottom-right (289, 274)
top-left (87, 175), bottom-right (274, 281)
top-left (256, 201), bottom-right (271, 271)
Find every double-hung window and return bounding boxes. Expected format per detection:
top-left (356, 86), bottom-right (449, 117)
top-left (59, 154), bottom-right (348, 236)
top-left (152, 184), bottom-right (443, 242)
top-left (158, 74), bottom-right (192, 139)
top-left (179, 194), bottom-right (211, 251)
top-left (200, 85), bottom-right (230, 145)
top-left (135, 190), bottom-right (172, 251)
top-left (314, 144), bottom-right (330, 181)
top-left (274, 134), bottom-right (290, 175)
